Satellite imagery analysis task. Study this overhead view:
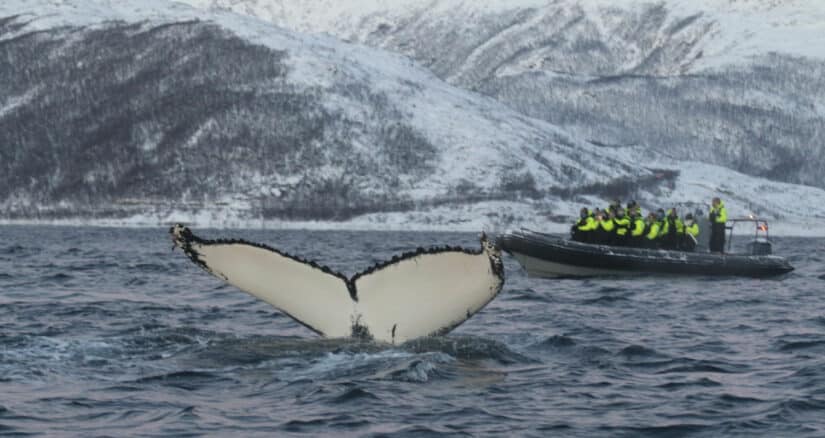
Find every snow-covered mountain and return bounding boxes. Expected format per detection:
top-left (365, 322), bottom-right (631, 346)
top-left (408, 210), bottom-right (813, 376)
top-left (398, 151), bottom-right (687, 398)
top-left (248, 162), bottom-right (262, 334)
top-left (2, 0), bottom-right (824, 233)
top-left (186, 0), bottom-right (825, 189)
top-left (184, 0), bottom-right (825, 72)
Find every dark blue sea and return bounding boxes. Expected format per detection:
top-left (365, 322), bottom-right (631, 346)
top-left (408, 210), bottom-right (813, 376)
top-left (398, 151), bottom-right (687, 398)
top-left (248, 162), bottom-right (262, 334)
top-left (1, 226), bottom-right (824, 437)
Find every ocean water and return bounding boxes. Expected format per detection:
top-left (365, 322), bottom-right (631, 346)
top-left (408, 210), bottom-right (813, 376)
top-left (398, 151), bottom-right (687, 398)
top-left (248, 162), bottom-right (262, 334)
top-left (1, 225), bottom-right (823, 437)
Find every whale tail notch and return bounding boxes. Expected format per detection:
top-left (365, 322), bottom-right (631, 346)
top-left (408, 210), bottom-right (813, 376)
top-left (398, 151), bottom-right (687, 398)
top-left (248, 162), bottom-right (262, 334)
top-left (170, 224), bottom-right (504, 344)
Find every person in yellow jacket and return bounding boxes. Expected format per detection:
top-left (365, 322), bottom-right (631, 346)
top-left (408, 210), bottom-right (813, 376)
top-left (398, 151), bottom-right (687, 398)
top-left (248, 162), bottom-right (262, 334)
top-left (644, 211), bottom-right (662, 248)
top-left (629, 209), bottom-right (646, 247)
top-left (661, 208), bottom-right (684, 250)
top-left (597, 210), bottom-right (615, 245)
top-left (681, 213), bottom-right (699, 251)
top-left (709, 197), bottom-right (728, 253)
top-left (626, 200), bottom-right (642, 218)
top-left (613, 208), bottom-right (631, 246)
top-left (571, 207), bottom-right (597, 243)
top-left (607, 199), bottom-right (621, 217)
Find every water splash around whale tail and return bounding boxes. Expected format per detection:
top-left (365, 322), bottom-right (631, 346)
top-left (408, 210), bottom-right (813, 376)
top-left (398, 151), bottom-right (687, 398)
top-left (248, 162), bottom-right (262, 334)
top-left (170, 224), bottom-right (504, 344)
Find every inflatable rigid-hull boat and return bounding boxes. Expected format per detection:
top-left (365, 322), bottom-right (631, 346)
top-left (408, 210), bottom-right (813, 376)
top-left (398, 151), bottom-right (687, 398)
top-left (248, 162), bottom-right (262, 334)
top-left (497, 229), bottom-right (794, 278)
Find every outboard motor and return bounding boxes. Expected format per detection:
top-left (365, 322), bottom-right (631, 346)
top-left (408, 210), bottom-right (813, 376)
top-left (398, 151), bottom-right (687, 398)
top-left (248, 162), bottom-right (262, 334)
top-left (747, 239), bottom-right (772, 255)
top-left (747, 219), bottom-right (773, 255)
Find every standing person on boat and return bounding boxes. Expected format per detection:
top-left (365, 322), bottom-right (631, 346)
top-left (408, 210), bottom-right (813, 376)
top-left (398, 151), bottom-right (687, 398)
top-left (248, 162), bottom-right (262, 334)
top-left (682, 213), bottom-right (699, 251)
top-left (708, 197), bottom-right (728, 253)
top-left (571, 208), bottom-right (597, 243)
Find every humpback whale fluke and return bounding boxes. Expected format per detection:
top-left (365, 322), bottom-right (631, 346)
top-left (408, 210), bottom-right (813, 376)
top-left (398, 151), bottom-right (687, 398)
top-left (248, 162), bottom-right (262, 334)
top-left (170, 224), bottom-right (504, 344)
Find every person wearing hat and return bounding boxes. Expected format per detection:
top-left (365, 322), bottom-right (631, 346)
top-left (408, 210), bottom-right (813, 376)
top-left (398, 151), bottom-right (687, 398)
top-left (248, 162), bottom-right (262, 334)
top-left (613, 208), bottom-right (631, 246)
top-left (571, 207), bottom-right (597, 243)
top-left (597, 209), bottom-right (616, 245)
top-left (708, 197), bottom-right (728, 253)
top-left (607, 199), bottom-right (621, 217)
top-left (660, 208), bottom-right (684, 250)
top-left (655, 209), bottom-right (667, 245)
top-left (626, 200), bottom-right (641, 217)
top-left (629, 208), bottom-right (646, 247)
top-left (644, 211), bottom-right (662, 248)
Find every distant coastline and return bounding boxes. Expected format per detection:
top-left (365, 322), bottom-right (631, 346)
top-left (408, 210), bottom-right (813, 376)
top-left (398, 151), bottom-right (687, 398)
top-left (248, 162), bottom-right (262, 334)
top-left (3, 216), bottom-right (823, 238)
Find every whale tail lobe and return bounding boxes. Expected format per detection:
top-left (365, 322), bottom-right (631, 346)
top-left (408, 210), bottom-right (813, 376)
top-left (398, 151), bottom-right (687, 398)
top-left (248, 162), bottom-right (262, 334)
top-left (171, 224), bottom-right (504, 344)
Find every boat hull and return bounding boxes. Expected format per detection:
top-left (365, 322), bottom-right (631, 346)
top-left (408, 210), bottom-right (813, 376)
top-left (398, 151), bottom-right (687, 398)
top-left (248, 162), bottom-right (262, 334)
top-left (498, 229), bottom-right (794, 278)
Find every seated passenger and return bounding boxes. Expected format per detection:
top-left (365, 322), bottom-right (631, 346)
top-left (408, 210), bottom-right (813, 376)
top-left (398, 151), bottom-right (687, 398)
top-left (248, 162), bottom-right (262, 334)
top-left (681, 213), bottom-right (699, 252)
top-left (629, 209), bottom-right (646, 247)
top-left (660, 208), bottom-right (684, 250)
top-left (626, 200), bottom-right (641, 218)
top-left (608, 199), bottom-right (621, 216)
top-left (643, 212), bottom-right (662, 249)
top-left (571, 208), bottom-right (597, 243)
top-left (596, 210), bottom-right (616, 245)
top-left (613, 208), bottom-right (631, 246)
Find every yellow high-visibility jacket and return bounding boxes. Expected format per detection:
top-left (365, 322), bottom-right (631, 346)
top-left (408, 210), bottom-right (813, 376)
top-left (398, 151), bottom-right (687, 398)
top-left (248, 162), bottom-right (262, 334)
top-left (685, 222), bottom-right (699, 237)
top-left (577, 216), bottom-right (598, 231)
top-left (614, 216), bottom-right (631, 236)
top-left (631, 218), bottom-right (646, 237)
top-left (710, 201), bottom-right (727, 224)
top-left (646, 221), bottom-right (661, 240)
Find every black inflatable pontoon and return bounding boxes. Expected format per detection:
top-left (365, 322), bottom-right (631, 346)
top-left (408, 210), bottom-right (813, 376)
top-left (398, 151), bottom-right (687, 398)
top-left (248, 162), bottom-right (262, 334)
top-left (498, 228), bottom-right (794, 278)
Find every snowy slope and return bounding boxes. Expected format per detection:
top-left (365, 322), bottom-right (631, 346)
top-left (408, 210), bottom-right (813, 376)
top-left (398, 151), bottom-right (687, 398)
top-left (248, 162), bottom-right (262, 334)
top-left (2, 0), bottom-right (825, 234)
top-left (184, 0), bottom-right (825, 73)
top-left (184, 0), bottom-right (825, 190)
top-left (0, 0), bottom-right (642, 220)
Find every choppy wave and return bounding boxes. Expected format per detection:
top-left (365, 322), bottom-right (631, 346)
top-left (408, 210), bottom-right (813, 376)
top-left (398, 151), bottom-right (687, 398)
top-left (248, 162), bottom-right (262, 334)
top-left (0, 227), bottom-right (823, 436)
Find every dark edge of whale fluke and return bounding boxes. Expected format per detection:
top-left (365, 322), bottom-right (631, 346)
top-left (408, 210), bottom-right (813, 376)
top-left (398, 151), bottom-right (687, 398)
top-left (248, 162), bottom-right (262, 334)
top-left (170, 224), bottom-right (505, 343)
top-left (422, 232), bottom-right (505, 339)
top-left (170, 224), bottom-right (355, 297)
top-left (171, 225), bottom-right (505, 300)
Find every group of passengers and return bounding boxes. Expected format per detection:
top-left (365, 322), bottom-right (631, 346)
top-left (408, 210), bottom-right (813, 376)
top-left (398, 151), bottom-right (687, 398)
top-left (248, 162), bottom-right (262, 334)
top-left (570, 199), bottom-right (702, 252)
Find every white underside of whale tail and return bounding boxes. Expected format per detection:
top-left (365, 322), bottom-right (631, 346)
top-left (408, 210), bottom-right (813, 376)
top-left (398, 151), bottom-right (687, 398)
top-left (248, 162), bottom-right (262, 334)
top-left (170, 225), bottom-right (504, 344)
top-left (173, 240), bottom-right (356, 337)
top-left (353, 249), bottom-right (503, 343)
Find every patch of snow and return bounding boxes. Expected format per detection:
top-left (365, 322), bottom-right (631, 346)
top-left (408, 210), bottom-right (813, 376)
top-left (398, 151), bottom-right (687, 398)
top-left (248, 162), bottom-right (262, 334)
top-left (3, 0), bottom-right (824, 236)
top-left (183, 118), bottom-right (215, 149)
top-left (0, 87), bottom-right (40, 118)
top-left (631, 157), bottom-right (825, 222)
top-left (180, 0), bottom-right (825, 72)
top-left (3, 202), bottom-right (825, 237)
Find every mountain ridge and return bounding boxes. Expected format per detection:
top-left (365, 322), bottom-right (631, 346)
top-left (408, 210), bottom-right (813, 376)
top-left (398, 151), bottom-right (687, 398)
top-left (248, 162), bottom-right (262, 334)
top-left (1, 0), bottom-right (824, 232)
top-left (185, 0), bottom-right (825, 188)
